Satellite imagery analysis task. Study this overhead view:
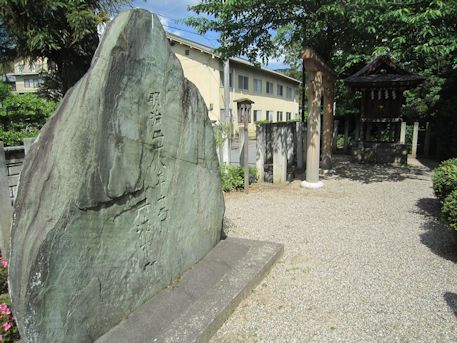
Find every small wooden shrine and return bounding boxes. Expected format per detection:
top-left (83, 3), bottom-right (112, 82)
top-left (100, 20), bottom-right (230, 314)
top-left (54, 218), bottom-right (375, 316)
top-left (344, 55), bottom-right (425, 164)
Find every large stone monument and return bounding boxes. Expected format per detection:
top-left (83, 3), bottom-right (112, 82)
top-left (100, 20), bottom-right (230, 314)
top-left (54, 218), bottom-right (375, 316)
top-left (9, 9), bottom-right (224, 343)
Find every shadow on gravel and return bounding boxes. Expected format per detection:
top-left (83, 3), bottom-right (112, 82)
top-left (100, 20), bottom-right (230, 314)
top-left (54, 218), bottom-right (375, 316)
top-left (417, 198), bottom-right (457, 263)
top-left (444, 292), bottom-right (457, 318)
top-left (330, 160), bottom-right (429, 184)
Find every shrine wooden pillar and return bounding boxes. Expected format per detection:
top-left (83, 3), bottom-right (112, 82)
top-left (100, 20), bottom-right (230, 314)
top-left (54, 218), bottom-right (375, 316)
top-left (301, 48), bottom-right (336, 189)
top-left (322, 78), bottom-right (335, 170)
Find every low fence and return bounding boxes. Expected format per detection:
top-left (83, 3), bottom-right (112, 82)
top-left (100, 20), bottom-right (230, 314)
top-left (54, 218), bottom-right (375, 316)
top-left (0, 138), bottom-right (35, 205)
top-left (256, 122), bottom-right (306, 183)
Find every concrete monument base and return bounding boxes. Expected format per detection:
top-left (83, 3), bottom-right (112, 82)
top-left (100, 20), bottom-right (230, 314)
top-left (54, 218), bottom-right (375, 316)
top-left (96, 237), bottom-right (283, 343)
top-left (301, 180), bottom-right (324, 189)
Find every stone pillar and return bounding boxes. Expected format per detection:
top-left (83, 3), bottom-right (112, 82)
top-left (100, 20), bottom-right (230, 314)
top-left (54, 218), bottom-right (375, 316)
top-left (0, 142), bottom-right (12, 257)
top-left (23, 137), bottom-right (36, 155)
top-left (424, 122), bottom-right (431, 157)
top-left (332, 119), bottom-right (339, 153)
top-left (273, 125), bottom-right (287, 184)
top-left (256, 125), bottom-right (266, 182)
top-left (400, 121), bottom-right (407, 144)
top-left (296, 122), bottom-right (304, 170)
top-left (321, 84), bottom-right (334, 170)
top-left (343, 119), bottom-right (350, 154)
top-left (411, 121), bottom-right (419, 158)
top-left (302, 71), bottom-right (323, 188)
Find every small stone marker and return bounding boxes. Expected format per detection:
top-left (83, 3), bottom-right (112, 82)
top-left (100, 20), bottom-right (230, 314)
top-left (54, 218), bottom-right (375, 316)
top-left (10, 9), bottom-right (224, 343)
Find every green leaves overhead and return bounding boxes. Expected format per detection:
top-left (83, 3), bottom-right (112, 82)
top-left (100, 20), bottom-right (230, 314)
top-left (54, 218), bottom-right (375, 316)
top-left (187, 0), bottom-right (457, 72)
top-left (0, 0), bottom-right (131, 94)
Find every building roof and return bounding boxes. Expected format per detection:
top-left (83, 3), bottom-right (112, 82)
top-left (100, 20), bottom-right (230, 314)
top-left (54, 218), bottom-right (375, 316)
top-left (344, 55), bottom-right (425, 89)
top-left (167, 32), bottom-right (301, 85)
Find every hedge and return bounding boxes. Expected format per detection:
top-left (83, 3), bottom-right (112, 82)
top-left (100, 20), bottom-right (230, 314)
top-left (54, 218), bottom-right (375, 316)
top-left (432, 162), bottom-right (457, 202)
top-left (443, 189), bottom-right (457, 231)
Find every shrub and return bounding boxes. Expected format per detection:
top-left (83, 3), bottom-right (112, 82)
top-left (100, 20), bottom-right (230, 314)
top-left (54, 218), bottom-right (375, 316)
top-left (0, 302), bottom-right (19, 342)
top-left (0, 267), bottom-right (7, 295)
top-left (432, 162), bottom-right (457, 202)
top-left (0, 88), bottom-right (57, 146)
top-left (220, 165), bottom-right (256, 192)
top-left (439, 158), bottom-right (457, 168)
top-left (443, 189), bottom-right (457, 231)
top-left (0, 258), bottom-right (19, 342)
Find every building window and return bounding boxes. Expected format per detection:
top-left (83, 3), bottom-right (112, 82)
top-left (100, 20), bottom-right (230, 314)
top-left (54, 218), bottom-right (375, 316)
top-left (185, 49), bottom-right (190, 56)
top-left (29, 64), bottom-right (36, 72)
top-left (277, 84), bottom-right (283, 96)
top-left (25, 78), bottom-right (40, 88)
top-left (266, 110), bottom-right (273, 121)
top-left (254, 79), bottom-right (262, 93)
top-left (295, 113), bottom-right (299, 119)
top-left (238, 75), bottom-right (249, 91)
top-left (219, 71), bottom-right (233, 87)
top-left (253, 110), bottom-right (262, 122)
top-left (15, 65), bottom-right (24, 73)
top-left (276, 111), bottom-right (283, 122)
top-left (266, 81), bottom-right (274, 94)
top-left (286, 112), bottom-right (291, 121)
top-left (286, 86), bottom-right (293, 99)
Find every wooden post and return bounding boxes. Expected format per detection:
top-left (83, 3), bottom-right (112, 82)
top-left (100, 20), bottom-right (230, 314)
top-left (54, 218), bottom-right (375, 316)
top-left (343, 119), bottom-right (350, 154)
top-left (322, 83), bottom-right (334, 170)
top-left (411, 121), bottom-right (419, 158)
top-left (400, 121), bottom-right (407, 144)
top-left (256, 125), bottom-right (266, 182)
top-left (302, 70), bottom-right (323, 187)
top-left (243, 106), bottom-right (249, 192)
top-left (0, 142), bottom-right (12, 257)
top-left (424, 122), bottom-right (431, 157)
top-left (355, 120), bottom-right (360, 141)
top-left (332, 119), bottom-right (339, 153)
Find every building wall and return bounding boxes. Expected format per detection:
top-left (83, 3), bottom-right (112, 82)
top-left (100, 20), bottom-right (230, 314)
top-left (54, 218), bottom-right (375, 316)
top-left (229, 61), bottom-right (300, 134)
top-left (171, 43), bottom-right (223, 122)
top-left (12, 59), bottom-right (49, 94)
top-left (170, 40), bottom-right (300, 136)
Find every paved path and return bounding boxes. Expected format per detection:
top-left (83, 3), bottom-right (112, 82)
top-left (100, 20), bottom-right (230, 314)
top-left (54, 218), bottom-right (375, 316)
top-left (212, 157), bottom-right (457, 342)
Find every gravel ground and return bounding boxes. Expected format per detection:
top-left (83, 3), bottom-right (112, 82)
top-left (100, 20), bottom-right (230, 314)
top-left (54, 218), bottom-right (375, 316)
top-left (211, 157), bottom-right (457, 343)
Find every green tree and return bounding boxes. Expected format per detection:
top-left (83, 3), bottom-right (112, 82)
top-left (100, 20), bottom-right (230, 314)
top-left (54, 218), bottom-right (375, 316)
top-left (187, 0), bottom-right (457, 156)
top-left (0, 0), bottom-right (131, 95)
top-left (0, 82), bottom-right (57, 146)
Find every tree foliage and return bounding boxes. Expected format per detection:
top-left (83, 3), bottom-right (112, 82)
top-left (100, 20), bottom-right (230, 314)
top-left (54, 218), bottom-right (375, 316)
top-left (0, 82), bottom-right (57, 145)
top-left (187, 0), bottom-right (457, 157)
top-left (0, 0), bottom-right (131, 95)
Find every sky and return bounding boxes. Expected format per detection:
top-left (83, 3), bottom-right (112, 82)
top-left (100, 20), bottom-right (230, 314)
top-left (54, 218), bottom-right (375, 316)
top-left (129, 0), bottom-right (288, 70)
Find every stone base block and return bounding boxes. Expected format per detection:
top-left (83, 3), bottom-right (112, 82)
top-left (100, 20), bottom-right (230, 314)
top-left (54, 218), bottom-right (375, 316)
top-left (301, 180), bottom-right (324, 189)
top-left (96, 237), bottom-right (283, 343)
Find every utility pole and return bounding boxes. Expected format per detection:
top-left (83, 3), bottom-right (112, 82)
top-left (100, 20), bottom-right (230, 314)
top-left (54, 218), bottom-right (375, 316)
top-left (222, 59), bottom-right (231, 165)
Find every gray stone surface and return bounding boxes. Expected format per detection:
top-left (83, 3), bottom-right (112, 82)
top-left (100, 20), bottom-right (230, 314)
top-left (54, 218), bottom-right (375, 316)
top-left (10, 9), bottom-right (223, 343)
top-left (0, 142), bottom-right (12, 257)
top-left (96, 237), bottom-right (283, 343)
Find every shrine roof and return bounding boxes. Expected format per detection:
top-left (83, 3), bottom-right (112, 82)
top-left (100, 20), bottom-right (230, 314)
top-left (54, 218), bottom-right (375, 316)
top-left (344, 55), bottom-right (425, 88)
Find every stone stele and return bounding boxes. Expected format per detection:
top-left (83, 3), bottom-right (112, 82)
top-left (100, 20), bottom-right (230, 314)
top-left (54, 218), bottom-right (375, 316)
top-left (9, 9), bottom-right (224, 343)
